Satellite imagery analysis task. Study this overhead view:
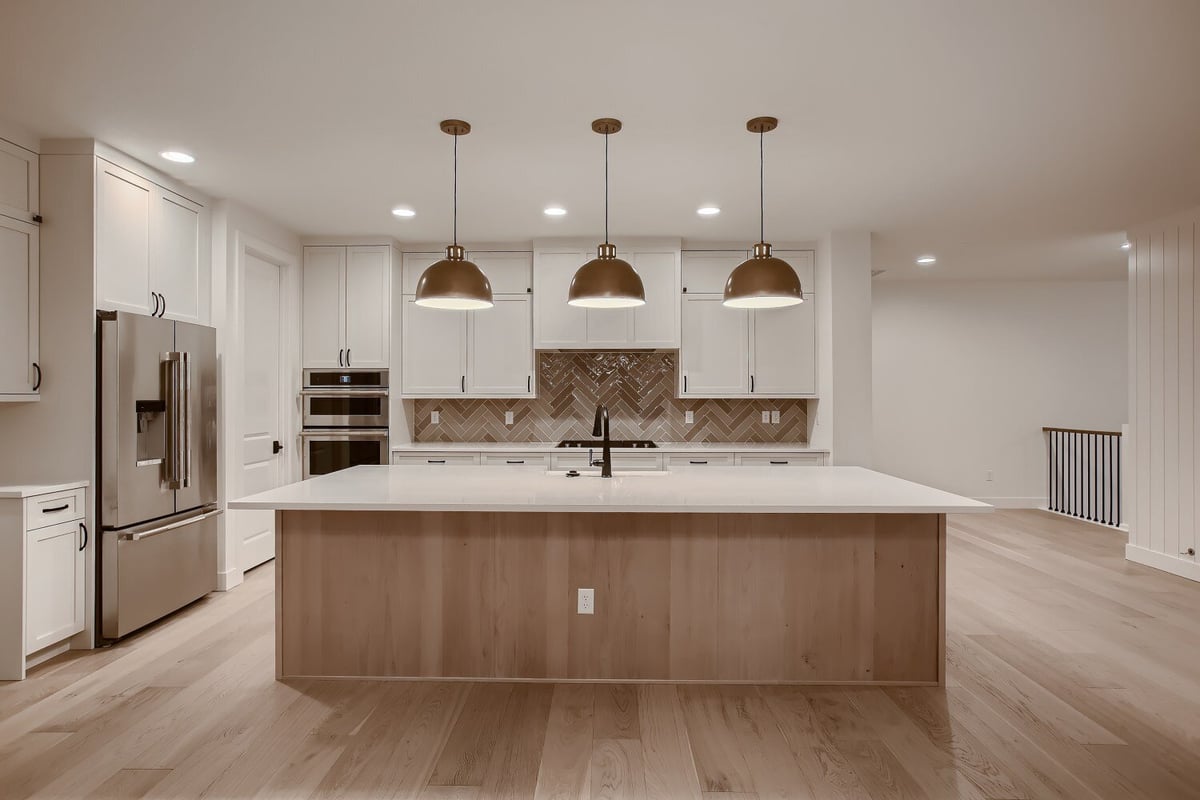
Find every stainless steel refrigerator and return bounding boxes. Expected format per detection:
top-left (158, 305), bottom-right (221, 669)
top-left (97, 310), bottom-right (219, 640)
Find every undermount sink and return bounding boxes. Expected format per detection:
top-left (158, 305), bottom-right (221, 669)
top-left (545, 469), bottom-right (670, 478)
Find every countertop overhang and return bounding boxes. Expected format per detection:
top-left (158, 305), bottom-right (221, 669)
top-left (230, 465), bottom-right (992, 514)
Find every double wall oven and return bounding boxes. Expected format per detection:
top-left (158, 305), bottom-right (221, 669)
top-left (300, 369), bottom-right (389, 479)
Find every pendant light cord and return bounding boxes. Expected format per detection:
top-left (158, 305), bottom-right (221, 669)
top-left (759, 130), bottom-right (765, 244)
top-left (604, 132), bottom-right (610, 244)
top-left (452, 133), bottom-right (458, 246)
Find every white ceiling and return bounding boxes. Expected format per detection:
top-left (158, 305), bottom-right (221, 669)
top-left (3, 0), bottom-right (1198, 280)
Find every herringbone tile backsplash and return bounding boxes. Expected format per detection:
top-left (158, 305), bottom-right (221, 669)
top-left (413, 352), bottom-right (809, 444)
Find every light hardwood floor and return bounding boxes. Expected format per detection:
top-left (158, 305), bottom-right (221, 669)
top-left (1, 510), bottom-right (1199, 799)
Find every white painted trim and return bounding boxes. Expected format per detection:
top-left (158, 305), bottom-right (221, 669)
top-left (216, 566), bottom-right (244, 592)
top-left (25, 640), bottom-right (71, 671)
top-left (976, 496), bottom-right (1044, 508)
top-left (1125, 543), bottom-right (1200, 582)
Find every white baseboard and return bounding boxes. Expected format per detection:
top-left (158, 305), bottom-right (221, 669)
top-left (1125, 543), bottom-right (1200, 582)
top-left (216, 566), bottom-right (244, 592)
top-left (974, 496), bottom-right (1044, 509)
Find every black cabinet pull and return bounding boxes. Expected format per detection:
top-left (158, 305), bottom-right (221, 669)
top-left (689, 460), bottom-right (708, 465)
top-left (461, 375), bottom-right (466, 393)
top-left (428, 459), bottom-right (446, 464)
top-left (338, 349), bottom-right (344, 367)
top-left (751, 375), bottom-right (755, 393)
top-left (770, 460), bottom-right (788, 465)
top-left (506, 460), bottom-right (525, 464)
top-left (527, 375), bottom-right (531, 392)
top-left (158, 293), bottom-right (167, 317)
top-left (79, 522), bottom-right (88, 551)
top-left (42, 503), bottom-right (69, 513)
top-left (683, 375), bottom-right (688, 393)
top-left (32, 362), bottom-right (41, 391)
top-left (151, 292), bottom-right (160, 317)
top-left (346, 349), bottom-right (351, 366)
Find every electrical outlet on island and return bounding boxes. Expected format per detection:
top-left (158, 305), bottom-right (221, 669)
top-left (577, 588), bottom-right (595, 615)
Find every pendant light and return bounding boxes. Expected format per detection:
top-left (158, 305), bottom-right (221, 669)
top-left (723, 116), bottom-right (804, 309)
top-left (415, 119), bottom-right (493, 310)
top-left (568, 118), bottom-right (646, 308)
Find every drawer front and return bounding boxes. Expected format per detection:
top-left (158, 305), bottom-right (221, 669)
top-left (737, 453), bottom-right (824, 467)
top-left (666, 454), bottom-right (736, 467)
top-left (480, 453), bottom-right (552, 468)
top-left (26, 488), bottom-right (86, 531)
top-left (391, 453), bottom-right (481, 466)
top-left (552, 452), bottom-right (664, 471)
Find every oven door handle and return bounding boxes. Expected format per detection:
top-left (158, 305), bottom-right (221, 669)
top-left (299, 429), bottom-right (390, 439)
top-left (299, 389), bottom-right (390, 398)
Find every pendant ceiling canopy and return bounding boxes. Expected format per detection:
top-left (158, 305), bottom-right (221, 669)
top-left (723, 116), bottom-right (804, 309)
top-left (414, 119), bottom-right (493, 310)
top-left (568, 118), bottom-right (646, 309)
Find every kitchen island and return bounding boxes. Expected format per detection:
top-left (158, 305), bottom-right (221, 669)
top-left (231, 465), bottom-right (989, 684)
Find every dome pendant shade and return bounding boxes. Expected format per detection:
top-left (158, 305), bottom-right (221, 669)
top-left (568, 243), bottom-right (645, 308)
top-left (415, 244), bottom-right (494, 310)
top-left (723, 242), bottom-right (804, 309)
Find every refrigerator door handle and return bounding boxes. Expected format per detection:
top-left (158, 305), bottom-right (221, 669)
top-left (119, 508), bottom-right (223, 541)
top-left (181, 350), bottom-right (192, 489)
top-left (164, 351), bottom-right (185, 490)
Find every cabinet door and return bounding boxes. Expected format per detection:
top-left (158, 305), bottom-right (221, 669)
top-left (402, 297), bottom-right (467, 395)
top-left (533, 250), bottom-right (588, 347)
top-left (301, 246), bottom-right (346, 368)
top-left (0, 216), bottom-right (38, 397)
top-left (630, 250), bottom-right (680, 347)
top-left (152, 190), bottom-right (203, 323)
top-left (25, 520), bottom-right (85, 654)
top-left (751, 300), bottom-right (817, 396)
top-left (680, 296), bottom-right (749, 396)
top-left (585, 307), bottom-right (632, 347)
top-left (468, 296), bottom-right (533, 396)
top-left (344, 245), bottom-right (390, 368)
top-left (0, 138), bottom-right (38, 222)
top-left (95, 160), bottom-right (153, 315)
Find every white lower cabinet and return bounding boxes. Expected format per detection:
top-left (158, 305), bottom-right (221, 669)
top-left (402, 295), bottom-right (533, 397)
top-left (392, 453), bottom-right (481, 466)
top-left (1, 484), bottom-right (89, 680)
top-left (392, 449), bottom-right (828, 470)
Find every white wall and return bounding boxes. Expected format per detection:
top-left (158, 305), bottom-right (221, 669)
top-left (211, 200), bottom-right (301, 590)
top-left (873, 280), bottom-right (1127, 507)
top-left (1126, 207), bottom-right (1200, 581)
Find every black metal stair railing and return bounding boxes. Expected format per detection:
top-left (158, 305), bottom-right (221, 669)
top-left (1043, 427), bottom-right (1122, 527)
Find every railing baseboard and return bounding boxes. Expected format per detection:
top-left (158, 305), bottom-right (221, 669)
top-left (1040, 506), bottom-right (1124, 530)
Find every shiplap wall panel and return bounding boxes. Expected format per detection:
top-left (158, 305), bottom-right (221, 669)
top-left (1127, 207), bottom-right (1200, 581)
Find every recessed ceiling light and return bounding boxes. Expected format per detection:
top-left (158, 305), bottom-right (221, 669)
top-left (697, 206), bottom-right (721, 216)
top-left (1120, 241), bottom-right (1132, 250)
top-left (391, 207), bottom-right (416, 218)
top-left (160, 150), bottom-right (194, 164)
top-left (544, 206), bottom-right (567, 217)
top-left (916, 255), bottom-right (937, 266)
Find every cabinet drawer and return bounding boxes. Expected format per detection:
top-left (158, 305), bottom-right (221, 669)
top-left (666, 454), bottom-right (736, 467)
top-left (480, 453), bottom-right (551, 468)
top-left (737, 453), bottom-right (824, 467)
top-left (551, 452), bottom-right (664, 471)
top-left (25, 488), bottom-right (85, 530)
top-left (392, 453), bottom-right (480, 466)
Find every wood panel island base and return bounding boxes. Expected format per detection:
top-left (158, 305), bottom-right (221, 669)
top-left (231, 465), bottom-right (990, 685)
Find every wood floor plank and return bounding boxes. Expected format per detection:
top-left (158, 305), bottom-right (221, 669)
top-left (0, 512), bottom-right (1198, 800)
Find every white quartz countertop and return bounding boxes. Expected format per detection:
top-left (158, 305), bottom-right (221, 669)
top-left (0, 480), bottom-right (89, 499)
top-left (391, 442), bottom-right (828, 453)
top-left (230, 465), bottom-right (990, 514)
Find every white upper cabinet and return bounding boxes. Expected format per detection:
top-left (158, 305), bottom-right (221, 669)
top-left (680, 296), bottom-right (749, 395)
top-left (152, 191), bottom-right (203, 323)
top-left (301, 247), bottom-right (345, 368)
top-left (0, 215), bottom-right (39, 399)
top-left (401, 252), bottom-right (534, 398)
top-left (95, 157), bottom-right (209, 322)
top-left (344, 246), bottom-right (390, 368)
top-left (533, 250), bottom-right (589, 347)
top-left (0, 138), bottom-right (38, 223)
top-left (468, 296), bottom-right (533, 395)
top-left (401, 298), bottom-right (467, 395)
top-left (679, 250), bottom-right (818, 398)
top-left (532, 244), bottom-right (680, 349)
top-left (95, 160), bottom-right (153, 316)
top-left (301, 244), bottom-right (392, 369)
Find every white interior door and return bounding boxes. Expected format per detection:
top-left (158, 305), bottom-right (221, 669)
top-left (237, 252), bottom-right (286, 571)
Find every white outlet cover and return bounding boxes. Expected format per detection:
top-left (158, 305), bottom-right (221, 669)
top-left (431, 410), bottom-right (440, 424)
top-left (761, 410), bottom-right (771, 423)
top-left (577, 588), bottom-right (595, 615)
top-left (505, 410), bottom-right (514, 425)
top-left (685, 410), bottom-right (694, 424)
